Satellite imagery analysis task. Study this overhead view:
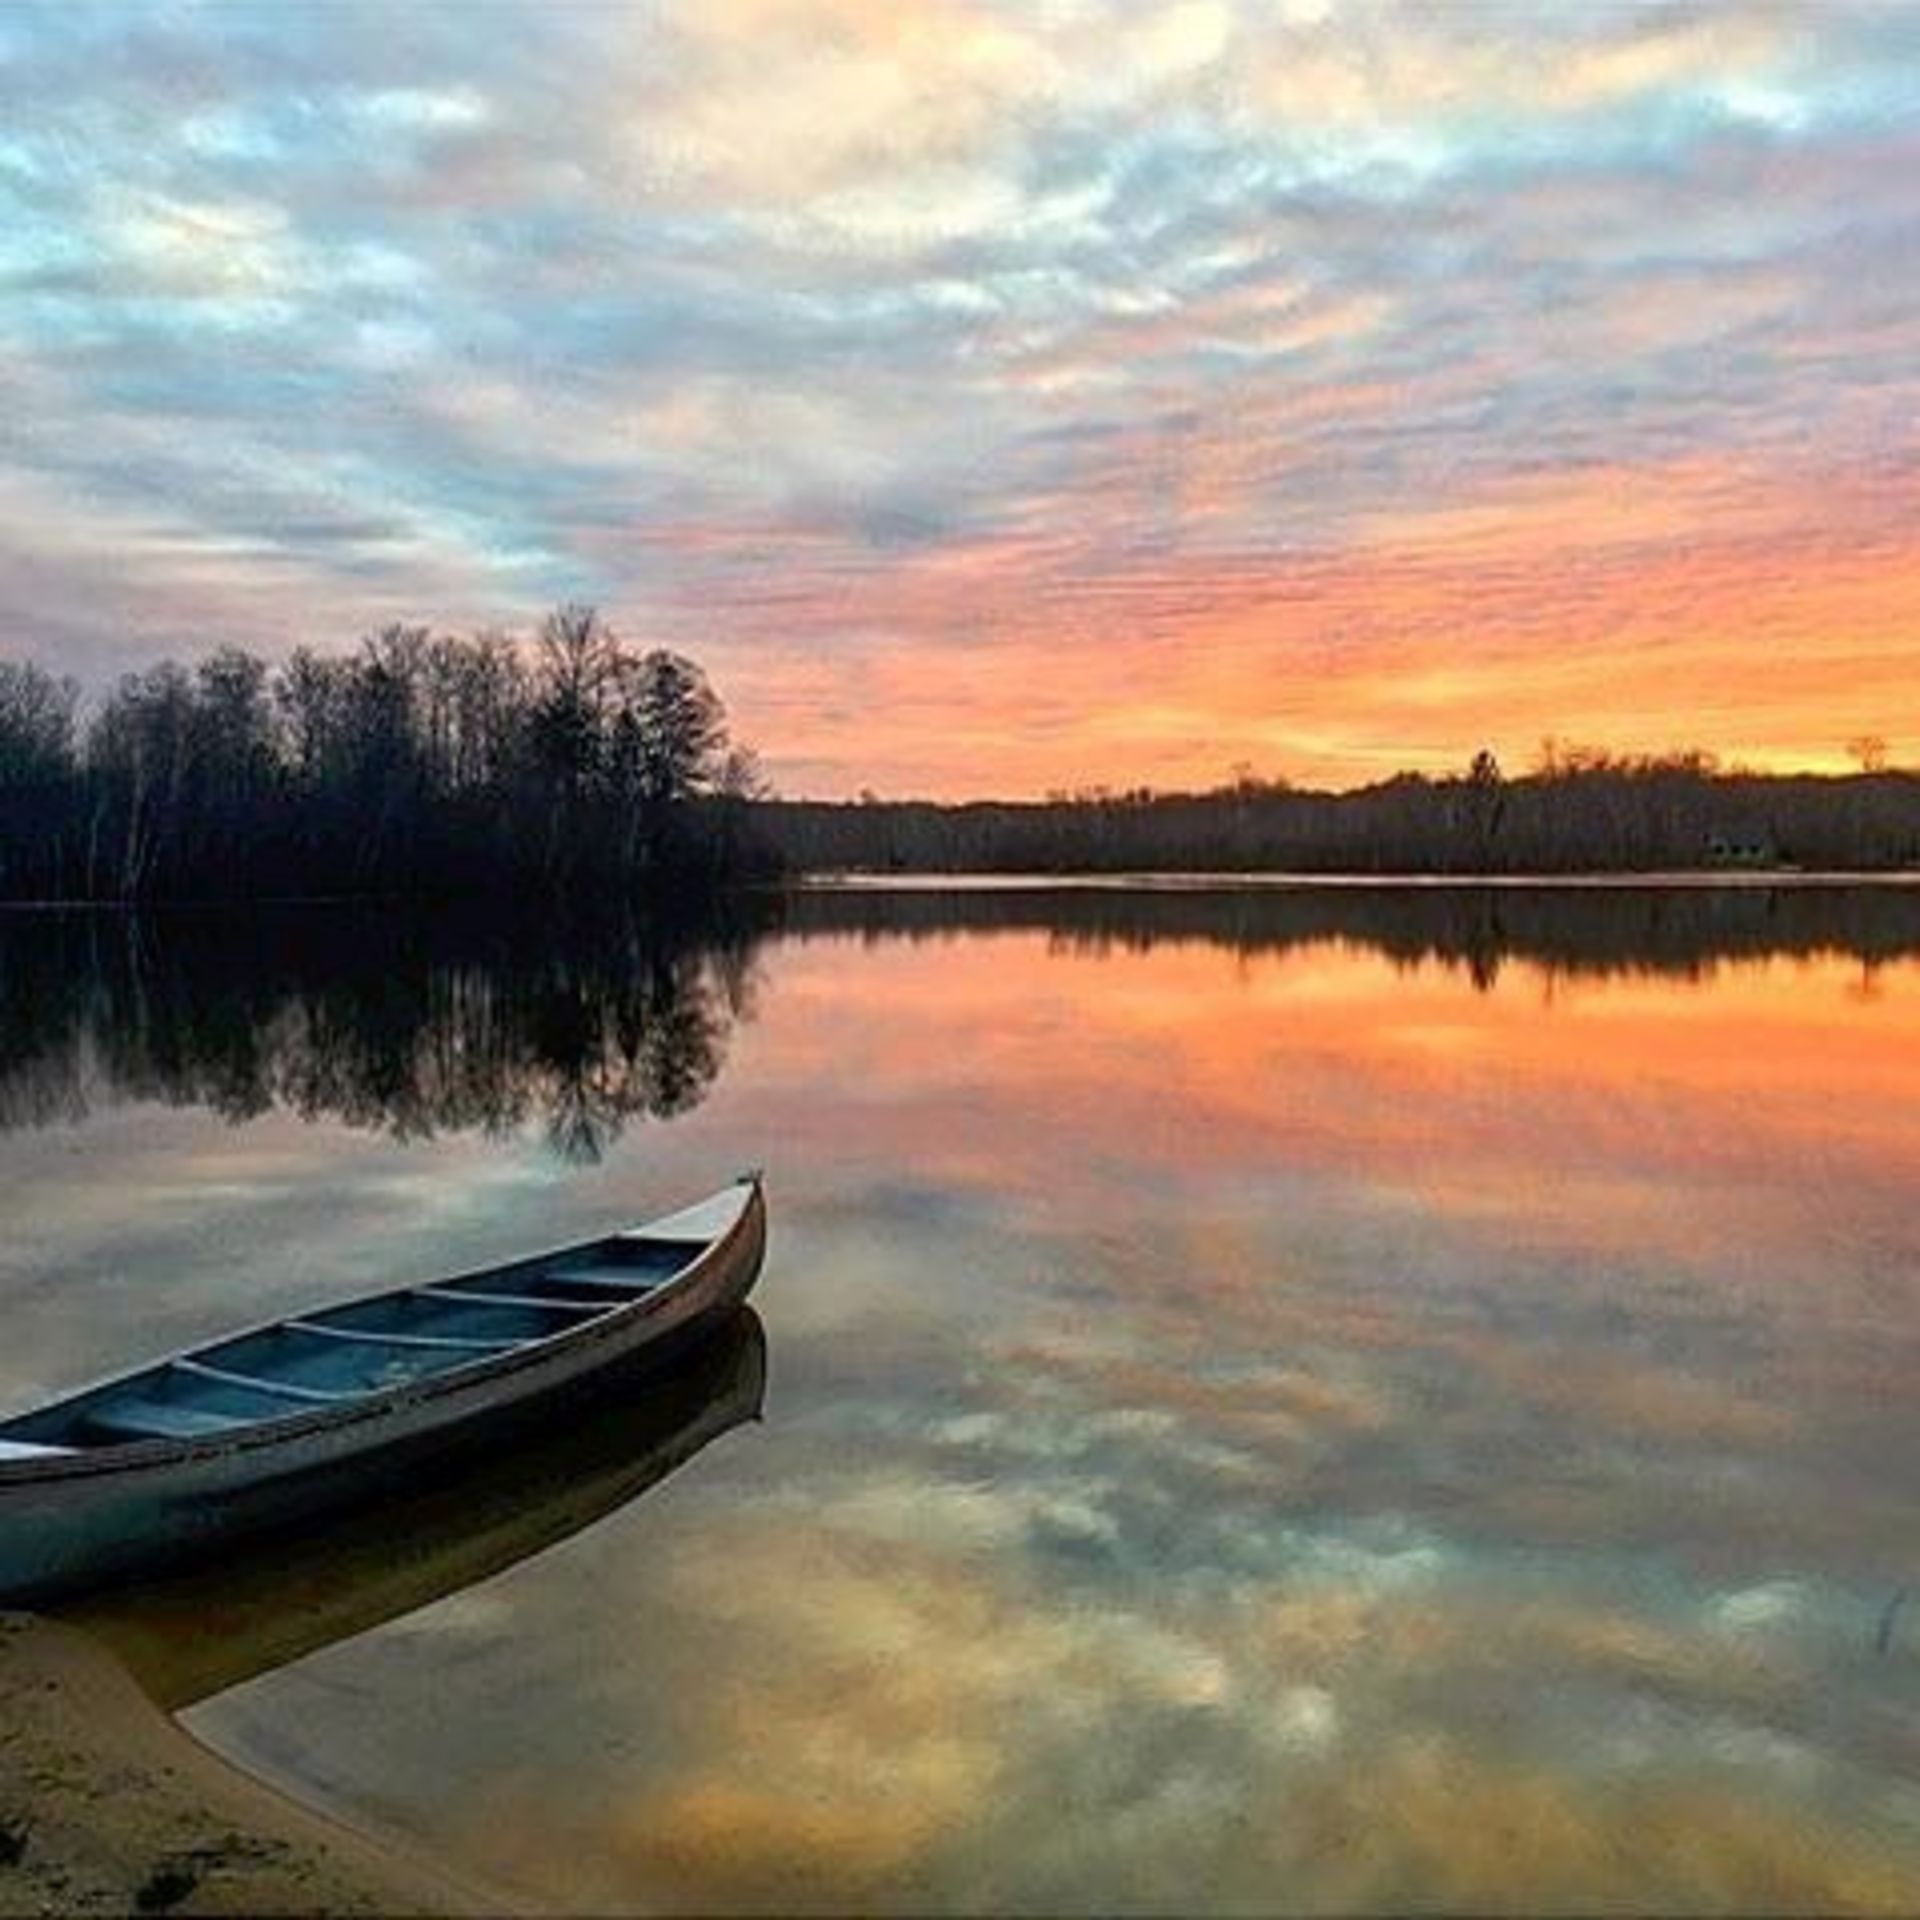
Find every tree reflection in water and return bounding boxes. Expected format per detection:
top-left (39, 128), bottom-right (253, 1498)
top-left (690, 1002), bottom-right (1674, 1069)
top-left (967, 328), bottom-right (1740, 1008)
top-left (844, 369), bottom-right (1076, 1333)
top-left (6, 883), bottom-right (1919, 1150)
top-left (0, 906), bottom-right (770, 1162)
top-left (779, 877), bottom-right (1920, 990)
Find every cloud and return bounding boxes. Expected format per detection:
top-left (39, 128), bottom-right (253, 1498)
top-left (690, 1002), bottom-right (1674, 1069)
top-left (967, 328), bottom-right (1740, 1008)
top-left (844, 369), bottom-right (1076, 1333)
top-left (0, 2), bottom-right (1915, 788)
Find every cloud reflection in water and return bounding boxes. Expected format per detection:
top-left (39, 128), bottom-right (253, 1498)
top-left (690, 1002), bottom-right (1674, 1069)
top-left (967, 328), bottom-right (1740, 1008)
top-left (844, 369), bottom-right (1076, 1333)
top-left (4, 888), bottom-right (1918, 1909)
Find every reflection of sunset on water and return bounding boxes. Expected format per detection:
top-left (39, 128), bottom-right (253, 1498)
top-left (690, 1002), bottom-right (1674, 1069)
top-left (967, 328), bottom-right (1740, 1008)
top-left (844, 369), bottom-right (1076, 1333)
top-left (5, 897), bottom-right (1918, 1911)
top-left (752, 929), bottom-right (1920, 1284)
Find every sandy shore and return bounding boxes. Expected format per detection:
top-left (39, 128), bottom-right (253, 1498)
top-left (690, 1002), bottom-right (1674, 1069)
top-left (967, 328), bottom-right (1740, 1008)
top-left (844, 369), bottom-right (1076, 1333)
top-left (0, 1613), bottom-right (508, 1917)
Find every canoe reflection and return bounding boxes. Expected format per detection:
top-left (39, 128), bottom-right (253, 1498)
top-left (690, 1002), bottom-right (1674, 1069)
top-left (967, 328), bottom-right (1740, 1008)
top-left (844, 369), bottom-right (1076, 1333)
top-left (61, 1309), bottom-right (765, 1711)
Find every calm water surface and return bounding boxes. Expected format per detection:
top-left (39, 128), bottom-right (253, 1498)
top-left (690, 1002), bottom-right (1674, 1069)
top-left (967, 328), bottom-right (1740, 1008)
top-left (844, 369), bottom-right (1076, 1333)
top-left (4, 886), bottom-right (1919, 1913)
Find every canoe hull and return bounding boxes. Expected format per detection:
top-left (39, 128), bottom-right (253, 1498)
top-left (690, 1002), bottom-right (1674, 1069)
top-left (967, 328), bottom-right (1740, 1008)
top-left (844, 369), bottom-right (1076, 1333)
top-left (0, 1181), bottom-right (764, 1602)
top-left (77, 1310), bottom-right (767, 1712)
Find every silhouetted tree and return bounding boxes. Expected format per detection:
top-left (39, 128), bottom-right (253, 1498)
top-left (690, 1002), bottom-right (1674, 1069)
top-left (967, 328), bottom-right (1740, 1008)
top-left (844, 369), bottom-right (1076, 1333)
top-left (188, 648), bottom-right (277, 885)
top-left (1462, 747), bottom-right (1506, 868)
top-left (0, 661), bottom-right (80, 897)
top-left (0, 661), bottom-right (77, 786)
top-left (0, 607), bottom-right (766, 903)
top-left (87, 662), bottom-right (197, 895)
top-left (530, 606), bottom-right (618, 789)
top-left (626, 649), bottom-right (728, 804)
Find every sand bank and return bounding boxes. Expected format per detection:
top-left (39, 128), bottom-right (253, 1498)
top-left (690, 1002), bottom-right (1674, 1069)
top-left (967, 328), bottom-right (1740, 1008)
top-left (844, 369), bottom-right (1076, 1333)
top-left (0, 1613), bottom-right (506, 1916)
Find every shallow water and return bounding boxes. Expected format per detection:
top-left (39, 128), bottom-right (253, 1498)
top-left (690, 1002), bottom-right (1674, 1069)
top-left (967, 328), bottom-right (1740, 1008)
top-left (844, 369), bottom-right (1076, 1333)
top-left (5, 887), bottom-right (1920, 1912)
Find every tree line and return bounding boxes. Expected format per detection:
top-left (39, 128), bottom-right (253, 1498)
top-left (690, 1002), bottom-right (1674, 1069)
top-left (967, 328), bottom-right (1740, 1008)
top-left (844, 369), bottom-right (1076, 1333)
top-left (7, 622), bottom-right (1918, 894)
top-left (759, 749), bottom-right (1920, 876)
top-left (0, 608), bottom-right (776, 902)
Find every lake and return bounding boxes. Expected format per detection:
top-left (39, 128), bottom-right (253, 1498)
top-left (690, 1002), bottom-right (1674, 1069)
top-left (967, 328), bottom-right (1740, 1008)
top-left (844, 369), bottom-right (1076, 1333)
top-left (4, 883), bottom-right (1920, 1912)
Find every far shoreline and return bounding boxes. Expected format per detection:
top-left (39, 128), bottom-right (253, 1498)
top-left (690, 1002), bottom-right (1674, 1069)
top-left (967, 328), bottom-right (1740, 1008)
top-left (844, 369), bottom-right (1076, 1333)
top-left (796, 867), bottom-right (1920, 891)
top-left (4, 866), bottom-right (1920, 917)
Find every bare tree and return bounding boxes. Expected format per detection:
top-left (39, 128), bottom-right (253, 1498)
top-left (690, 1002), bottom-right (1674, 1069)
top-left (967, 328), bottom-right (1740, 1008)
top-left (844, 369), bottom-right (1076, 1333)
top-left (0, 661), bottom-right (77, 787)
top-left (1, 609), bottom-right (769, 902)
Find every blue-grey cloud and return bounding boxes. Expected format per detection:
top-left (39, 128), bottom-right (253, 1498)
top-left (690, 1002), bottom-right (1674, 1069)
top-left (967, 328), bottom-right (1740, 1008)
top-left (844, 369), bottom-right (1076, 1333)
top-left (0, 1), bottom-right (1915, 785)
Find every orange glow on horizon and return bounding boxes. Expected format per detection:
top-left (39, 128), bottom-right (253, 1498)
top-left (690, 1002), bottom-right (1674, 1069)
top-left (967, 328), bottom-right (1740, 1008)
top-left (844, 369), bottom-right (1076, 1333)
top-left (9, 4), bottom-right (1917, 803)
top-left (706, 461), bottom-right (1920, 798)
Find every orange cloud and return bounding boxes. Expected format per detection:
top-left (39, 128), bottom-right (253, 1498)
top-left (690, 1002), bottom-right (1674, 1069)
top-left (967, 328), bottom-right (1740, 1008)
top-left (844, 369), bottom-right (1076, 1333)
top-left (693, 453), bottom-right (1920, 796)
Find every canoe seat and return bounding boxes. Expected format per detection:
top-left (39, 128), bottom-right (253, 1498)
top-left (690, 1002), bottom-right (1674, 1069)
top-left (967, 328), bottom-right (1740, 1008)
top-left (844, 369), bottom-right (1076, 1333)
top-left (416, 1285), bottom-right (605, 1315)
top-left (542, 1264), bottom-right (659, 1292)
top-left (286, 1320), bottom-right (521, 1354)
top-left (84, 1398), bottom-right (247, 1444)
top-left (172, 1357), bottom-right (347, 1404)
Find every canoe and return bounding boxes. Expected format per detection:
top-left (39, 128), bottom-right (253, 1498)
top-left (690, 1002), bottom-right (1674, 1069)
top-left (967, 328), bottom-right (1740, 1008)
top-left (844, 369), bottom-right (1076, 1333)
top-left (0, 1175), bottom-right (766, 1602)
top-left (67, 1309), bottom-right (766, 1712)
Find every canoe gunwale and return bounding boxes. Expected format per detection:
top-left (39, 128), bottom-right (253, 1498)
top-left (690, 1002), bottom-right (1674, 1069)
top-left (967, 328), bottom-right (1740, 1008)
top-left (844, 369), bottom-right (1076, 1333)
top-left (0, 1177), bottom-right (764, 1490)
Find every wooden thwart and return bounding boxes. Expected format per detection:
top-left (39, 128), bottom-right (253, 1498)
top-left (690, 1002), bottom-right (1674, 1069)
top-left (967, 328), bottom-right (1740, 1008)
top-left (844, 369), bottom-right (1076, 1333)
top-left (285, 1321), bottom-right (519, 1354)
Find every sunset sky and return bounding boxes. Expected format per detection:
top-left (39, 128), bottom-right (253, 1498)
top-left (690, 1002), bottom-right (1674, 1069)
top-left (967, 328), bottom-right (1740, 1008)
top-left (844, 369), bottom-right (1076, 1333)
top-left (1, 2), bottom-right (1915, 797)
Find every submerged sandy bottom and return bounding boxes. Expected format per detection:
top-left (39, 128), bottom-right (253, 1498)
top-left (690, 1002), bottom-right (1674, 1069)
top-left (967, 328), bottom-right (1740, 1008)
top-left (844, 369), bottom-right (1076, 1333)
top-left (0, 1614), bottom-right (496, 1917)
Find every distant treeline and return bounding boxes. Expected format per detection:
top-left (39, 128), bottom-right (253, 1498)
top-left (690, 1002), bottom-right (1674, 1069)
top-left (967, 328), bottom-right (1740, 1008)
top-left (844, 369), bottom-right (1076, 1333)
top-left (8, 623), bottom-right (1919, 894)
top-left (0, 609), bottom-right (777, 902)
top-left (762, 753), bottom-right (1920, 875)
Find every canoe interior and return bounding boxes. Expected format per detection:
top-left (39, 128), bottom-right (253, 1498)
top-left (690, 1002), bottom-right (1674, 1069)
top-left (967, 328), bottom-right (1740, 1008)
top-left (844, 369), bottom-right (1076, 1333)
top-left (0, 1231), bottom-right (711, 1453)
